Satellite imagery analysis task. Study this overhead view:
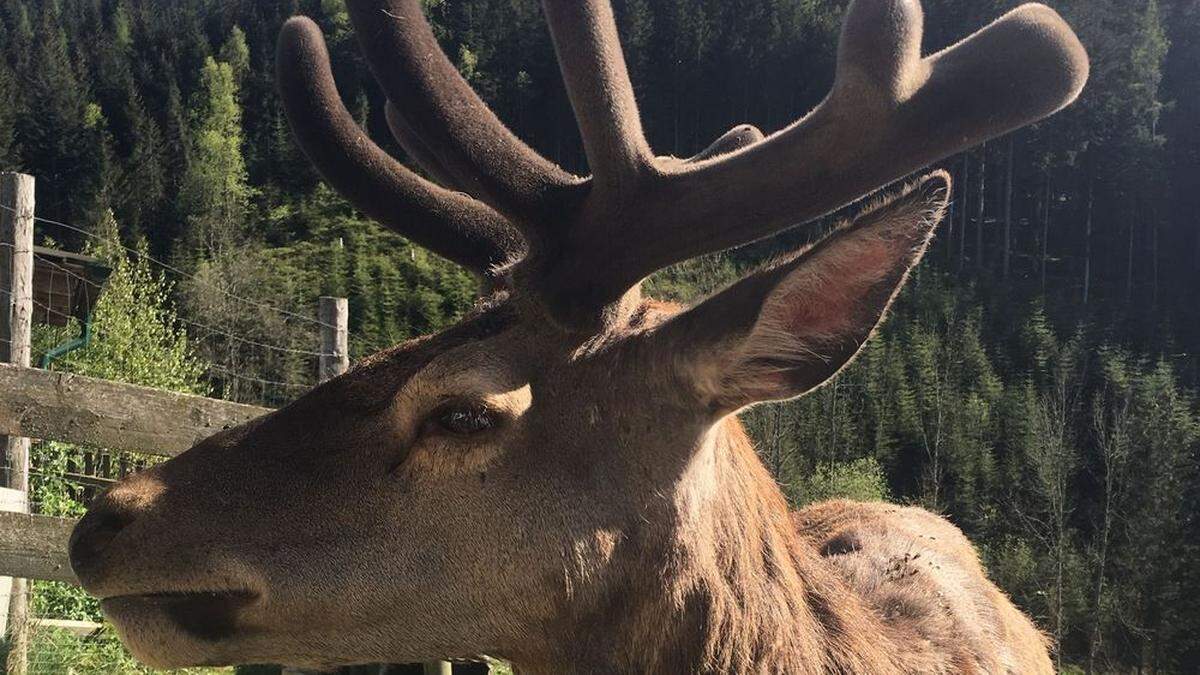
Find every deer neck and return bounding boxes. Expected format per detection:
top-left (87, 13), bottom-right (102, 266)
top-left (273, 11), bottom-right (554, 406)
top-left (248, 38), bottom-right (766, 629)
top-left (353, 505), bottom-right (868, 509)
top-left (510, 418), bottom-right (893, 674)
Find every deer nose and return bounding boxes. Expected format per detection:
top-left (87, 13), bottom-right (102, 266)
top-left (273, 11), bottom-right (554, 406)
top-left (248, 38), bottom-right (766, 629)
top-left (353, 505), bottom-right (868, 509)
top-left (69, 488), bottom-right (140, 588)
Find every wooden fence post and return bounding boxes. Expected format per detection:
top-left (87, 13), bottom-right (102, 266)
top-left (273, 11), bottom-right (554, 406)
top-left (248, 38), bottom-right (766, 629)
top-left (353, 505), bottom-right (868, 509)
top-left (278, 298), bottom-right (351, 675)
top-left (318, 297), bottom-right (349, 383)
top-left (292, 298), bottom-right (455, 674)
top-left (0, 490), bottom-right (26, 637)
top-left (318, 299), bottom-right (456, 674)
top-left (1, 172), bottom-right (34, 675)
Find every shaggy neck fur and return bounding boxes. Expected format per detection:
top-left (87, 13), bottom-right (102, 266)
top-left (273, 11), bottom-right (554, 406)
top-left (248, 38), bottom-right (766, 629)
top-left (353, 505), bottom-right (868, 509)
top-left (509, 418), bottom-right (911, 675)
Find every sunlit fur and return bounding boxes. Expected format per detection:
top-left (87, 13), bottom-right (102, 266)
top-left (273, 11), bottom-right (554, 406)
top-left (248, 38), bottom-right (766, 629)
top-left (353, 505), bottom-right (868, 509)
top-left (72, 179), bottom-right (1049, 673)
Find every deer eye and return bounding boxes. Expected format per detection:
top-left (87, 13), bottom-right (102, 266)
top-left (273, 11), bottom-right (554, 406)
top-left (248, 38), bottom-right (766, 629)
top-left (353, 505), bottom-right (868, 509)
top-left (431, 403), bottom-right (497, 436)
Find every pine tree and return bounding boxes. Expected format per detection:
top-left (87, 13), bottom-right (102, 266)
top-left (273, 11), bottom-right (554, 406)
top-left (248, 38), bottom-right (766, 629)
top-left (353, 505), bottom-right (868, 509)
top-left (111, 88), bottom-right (166, 238)
top-left (219, 25), bottom-right (251, 86)
top-left (180, 55), bottom-right (252, 257)
top-left (0, 58), bottom-right (17, 167)
top-left (16, 4), bottom-right (112, 226)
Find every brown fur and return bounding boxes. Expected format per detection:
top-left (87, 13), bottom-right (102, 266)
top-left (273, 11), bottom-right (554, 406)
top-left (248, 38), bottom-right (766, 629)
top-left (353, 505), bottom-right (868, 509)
top-left (69, 1), bottom-right (1087, 671)
top-left (67, 283), bottom-right (1051, 673)
top-left (70, 276), bottom-right (1051, 667)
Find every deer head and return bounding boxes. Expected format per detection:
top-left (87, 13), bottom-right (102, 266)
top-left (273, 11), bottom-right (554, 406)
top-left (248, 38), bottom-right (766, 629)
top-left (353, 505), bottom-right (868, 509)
top-left (69, 0), bottom-right (1086, 670)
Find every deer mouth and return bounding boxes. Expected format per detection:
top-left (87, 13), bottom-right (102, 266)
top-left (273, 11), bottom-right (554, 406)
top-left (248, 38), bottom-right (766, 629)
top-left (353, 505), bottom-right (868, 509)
top-left (102, 589), bottom-right (259, 642)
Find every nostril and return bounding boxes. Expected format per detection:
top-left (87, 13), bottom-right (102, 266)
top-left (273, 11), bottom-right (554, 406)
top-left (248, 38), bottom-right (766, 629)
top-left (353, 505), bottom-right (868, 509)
top-left (69, 507), bottom-right (133, 582)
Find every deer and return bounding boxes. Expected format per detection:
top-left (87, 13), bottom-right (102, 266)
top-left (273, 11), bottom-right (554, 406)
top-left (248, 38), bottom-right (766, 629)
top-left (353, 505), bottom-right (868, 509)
top-left (66, 0), bottom-right (1088, 672)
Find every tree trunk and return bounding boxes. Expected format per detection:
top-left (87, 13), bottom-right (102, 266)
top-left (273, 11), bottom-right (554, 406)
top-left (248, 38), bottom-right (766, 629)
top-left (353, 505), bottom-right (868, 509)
top-left (945, 158), bottom-right (957, 263)
top-left (976, 143), bottom-right (987, 272)
top-left (1087, 393), bottom-right (1126, 675)
top-left (1041, 175), bottom-right (1051, 293)
top-left (959, 153), bottom-right (970, 271)
top-left (1152, 219), bottom-right (1159, 311)
top-left (1126, 202), bottom-right (1136, 306)
top-left (671, 35), bottom-right (681, 156)
top-left (1055, 519), bottom-right (1064, 674)
top-left (1086, 489), bottom-right (1112, 675)
top-left (1003, 136), bottom-right (1015, 280)
top-left (1083, 176), bottom-right (1094, 306)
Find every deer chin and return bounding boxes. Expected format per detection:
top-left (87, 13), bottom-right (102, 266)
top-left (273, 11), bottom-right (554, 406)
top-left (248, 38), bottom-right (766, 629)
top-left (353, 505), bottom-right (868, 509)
top-left (100, 589), bottom-right (261, 668)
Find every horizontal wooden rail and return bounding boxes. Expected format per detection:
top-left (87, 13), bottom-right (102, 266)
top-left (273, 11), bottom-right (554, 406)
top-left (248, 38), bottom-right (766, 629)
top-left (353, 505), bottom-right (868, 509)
top-left (34, 618), bottom-right (103, 637)
top-left (0, 364), bottom-right (272, 457)
top-left (0, 511), bottom-right (76, 584)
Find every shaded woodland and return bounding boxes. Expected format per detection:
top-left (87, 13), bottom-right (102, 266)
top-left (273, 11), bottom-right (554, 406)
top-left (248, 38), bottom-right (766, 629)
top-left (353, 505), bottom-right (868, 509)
top-left (0, 0), bottom-right (1197, 671)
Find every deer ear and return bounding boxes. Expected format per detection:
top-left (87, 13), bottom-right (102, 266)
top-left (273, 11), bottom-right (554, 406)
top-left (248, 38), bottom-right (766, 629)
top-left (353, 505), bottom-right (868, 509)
top-left (664, 171), bottom-right (950, 413)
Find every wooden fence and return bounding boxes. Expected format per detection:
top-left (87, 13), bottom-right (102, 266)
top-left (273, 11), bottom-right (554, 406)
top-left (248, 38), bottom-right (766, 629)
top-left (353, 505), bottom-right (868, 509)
top-left (0, 363), bottom-right (274, 586)
top-left (0, 173), bottom-right (463, 674)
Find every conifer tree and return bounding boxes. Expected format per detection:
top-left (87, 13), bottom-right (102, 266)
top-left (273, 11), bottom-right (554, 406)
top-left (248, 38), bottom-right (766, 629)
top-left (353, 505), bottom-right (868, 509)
top-left (180, 55), bottom-right (252, 257)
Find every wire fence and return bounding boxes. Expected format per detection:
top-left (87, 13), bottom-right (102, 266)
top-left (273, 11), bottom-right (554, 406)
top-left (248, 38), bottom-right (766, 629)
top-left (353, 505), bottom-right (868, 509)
top-left (3, 283), bottom-right (322, 393)
top-left (1, 204), bottom-right (336, 330)
top-left (27, 250), bottom-right (326, 358)
top-left (0, 208), bottom-right (345, 406)
top-left (4, 617), bottom-right (235, 674)
top-left (0, 208), bottom-right (342, 509)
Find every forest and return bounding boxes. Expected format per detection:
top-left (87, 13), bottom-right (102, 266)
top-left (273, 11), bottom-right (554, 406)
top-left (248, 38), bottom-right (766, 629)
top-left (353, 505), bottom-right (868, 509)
top-left (0, 0), bottom-right (1196, 672)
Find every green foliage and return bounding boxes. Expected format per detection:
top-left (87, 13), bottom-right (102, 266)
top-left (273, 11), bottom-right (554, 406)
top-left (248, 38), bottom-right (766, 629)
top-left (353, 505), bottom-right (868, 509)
top-left (788, 457), bottom-right (891, 506)
top-left (29, 212), bottom-right (207, 629)
top-left (51, 213), bottom-right (208, 393)
top-left (1, 624), bottom-right (227, 674)
top-left (181, 56), bottom-right (252, 253)
top-left (31, 577), bottom-right (100, 624)
top-left (262, 184), bottom-right (478, 359)
top-left (644, 253), bottom-right (739, 304)
top-left (219, 26), bottom-right (250, 85)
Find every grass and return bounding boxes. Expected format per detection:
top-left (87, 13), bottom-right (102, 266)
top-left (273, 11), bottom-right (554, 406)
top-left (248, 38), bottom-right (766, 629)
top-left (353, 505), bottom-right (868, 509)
top-left (1, 623), bottom-right (231, 675)
top-left (3, 624), bottom-right (515, 674)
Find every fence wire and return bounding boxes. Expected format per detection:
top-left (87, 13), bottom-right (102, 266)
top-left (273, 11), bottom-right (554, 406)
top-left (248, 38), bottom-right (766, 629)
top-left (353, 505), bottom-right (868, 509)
top-left (0, 192), bottom-right (367, 674)
top-left (0, 245), bottom-right (325, 406)
top-left (4, 612), bottom-right (236, 674)
top-left (2, 242), bottom-right (331, 359)
top-left (0, 204), bottom-right (336, 331)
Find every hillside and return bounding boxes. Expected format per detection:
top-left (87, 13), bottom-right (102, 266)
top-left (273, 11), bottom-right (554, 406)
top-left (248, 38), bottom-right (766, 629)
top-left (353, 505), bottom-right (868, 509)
top-left (0, 0), bottom-right (1197, 671)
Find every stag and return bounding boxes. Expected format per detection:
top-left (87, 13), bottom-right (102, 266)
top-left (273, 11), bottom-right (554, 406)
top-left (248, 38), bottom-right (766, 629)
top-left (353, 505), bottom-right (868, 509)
top-left (68, 0), bottom-right (1087, 672)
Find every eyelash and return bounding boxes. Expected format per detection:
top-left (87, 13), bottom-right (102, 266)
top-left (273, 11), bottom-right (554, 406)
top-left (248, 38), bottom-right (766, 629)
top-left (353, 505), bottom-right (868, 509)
top-left (426, 402), bottom-right (499, 437)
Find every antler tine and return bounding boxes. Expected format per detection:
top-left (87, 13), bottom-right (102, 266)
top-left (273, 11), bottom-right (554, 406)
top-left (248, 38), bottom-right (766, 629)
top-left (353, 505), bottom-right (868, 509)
top-left (663, 0), bottom-right (1089, 268)
top-left (536, 0), bottom-right (1088, 322)
top-left (686, 125), bottom-right (766, 164)
top-left (278, 17), bottom-right (522, 278)
top-left (384, 101), bottom-right (461, 191)
top-left (345, 0), bottom-right (577, 221)
top-left (541, 0), bottom-right (654, 188)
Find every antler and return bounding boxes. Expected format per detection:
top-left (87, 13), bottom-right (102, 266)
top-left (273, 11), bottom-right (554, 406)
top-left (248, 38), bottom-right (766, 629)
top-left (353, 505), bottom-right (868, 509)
top-left (542, 0), bottom-right (653, 190)
top-left (533, 0), bottom-right (1089, 321)
top-left (277, 17), bottom-right (522, 277)
top-left (279, 0), bottom-right (1087, 327)
top-left (344, 0), bottom-right (579, 221)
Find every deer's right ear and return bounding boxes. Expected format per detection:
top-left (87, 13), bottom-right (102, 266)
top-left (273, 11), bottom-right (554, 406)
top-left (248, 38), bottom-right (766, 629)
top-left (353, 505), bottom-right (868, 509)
top-left (659, 172), bottom-right (950, 414)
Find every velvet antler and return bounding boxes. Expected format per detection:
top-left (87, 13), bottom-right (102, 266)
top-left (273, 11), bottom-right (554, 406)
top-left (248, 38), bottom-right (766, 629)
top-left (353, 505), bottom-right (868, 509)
top-left (277, 17), bottom-right (522, 277)
top-left (279, 0), bottom-right (1088, 327)
top-left (344, 0), bottom-right (578, 222)
top-left (531, 0), bottom-right (1089, 321)
top-left (542, 0), bottom-right (653, 190)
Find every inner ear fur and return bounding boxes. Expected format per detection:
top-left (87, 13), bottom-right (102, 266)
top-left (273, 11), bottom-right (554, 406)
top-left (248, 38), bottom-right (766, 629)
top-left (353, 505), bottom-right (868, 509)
top-left (661, 171), bottom-right (951, 413)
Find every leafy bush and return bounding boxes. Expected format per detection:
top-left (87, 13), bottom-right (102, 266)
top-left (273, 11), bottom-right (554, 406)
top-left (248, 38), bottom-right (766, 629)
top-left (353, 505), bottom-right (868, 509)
top-left (788, 457), bottom-right (891, 506)
top-left (26, 215), bottom-right (209, 653)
